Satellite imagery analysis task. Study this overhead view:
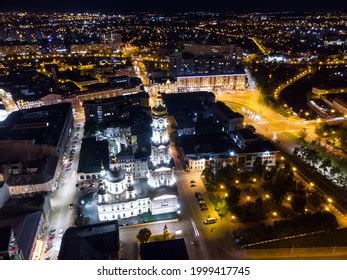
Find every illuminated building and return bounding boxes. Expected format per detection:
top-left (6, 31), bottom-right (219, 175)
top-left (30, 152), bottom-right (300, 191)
top-left (147, 93), bottom-right (175, 188)
top-left (176, 73), bottom-right (247, 92)
top-left (96, 93), bottom-right (178, 222)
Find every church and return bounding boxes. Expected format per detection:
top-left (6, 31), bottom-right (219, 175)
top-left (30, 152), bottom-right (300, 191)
top-left (97, 93), bottom-right (179, 221)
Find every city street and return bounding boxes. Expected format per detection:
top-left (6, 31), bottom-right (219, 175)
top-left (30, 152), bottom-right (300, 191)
top-left (170, 145), bottom-right (246, 260)
top-left (217, 90), bottom-right (318, 154)
top-left (40, 118), bottom-right (85, 260)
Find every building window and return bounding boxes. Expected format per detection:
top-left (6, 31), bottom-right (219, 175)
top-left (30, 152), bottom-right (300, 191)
top-left (139, 209), bottom-right (141, 214)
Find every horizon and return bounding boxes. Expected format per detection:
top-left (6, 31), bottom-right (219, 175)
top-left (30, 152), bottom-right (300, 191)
top-left (0, 0), bottom-right (346, 13)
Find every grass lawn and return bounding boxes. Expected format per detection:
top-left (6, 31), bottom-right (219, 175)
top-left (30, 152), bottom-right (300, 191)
top-left (247, 228), bottom-right (347, 249)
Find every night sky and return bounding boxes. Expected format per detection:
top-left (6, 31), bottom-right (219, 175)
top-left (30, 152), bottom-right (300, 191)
top-left (0, 0), bottom-right (346, 13)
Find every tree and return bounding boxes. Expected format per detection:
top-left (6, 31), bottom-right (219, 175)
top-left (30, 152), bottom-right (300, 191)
top-left (237, 199), bottom-right (265, 222)
top-left (307, 191), bottom-right (322, 209)
top-left (163, 224), bottom-right (169, 240)
top-left (330, 166), bottom-right (340, 179)
top-left (298, 128), bottom-right (308, 141)
top-left (202, 164), bottom-right (216, 188)
top-left (253, 157), bottom-right (265, 178)
top-left (137, 228), bottom-right (152, 243)
top-left (319, 158), bottom-right (331, 175)
top-left (216, 164), bottom-right (238, 185)
top-left (225, 185), bottom-right (241, 208)
top-left (291, 195), bottom-right (307, 214)
top-left (269, 170), bottom-right (295, 204)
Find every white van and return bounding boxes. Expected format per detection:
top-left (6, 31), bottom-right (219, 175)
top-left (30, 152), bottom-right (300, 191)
top-left (204, 217), bottom-right (217, 224)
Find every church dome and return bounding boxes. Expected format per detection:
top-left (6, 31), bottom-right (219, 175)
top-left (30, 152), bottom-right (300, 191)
top-left (152, 93), bottom-right (167, 117)
top-left (97, 187), bottom-right (107, 195)
top-left (105, 168), bottom-right (125, 183)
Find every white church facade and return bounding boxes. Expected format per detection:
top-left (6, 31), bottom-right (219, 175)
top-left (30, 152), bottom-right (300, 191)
top-left (97, 93), bottom-right (179, 222)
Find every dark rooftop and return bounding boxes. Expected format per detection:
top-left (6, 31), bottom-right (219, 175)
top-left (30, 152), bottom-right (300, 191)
top-left (0, 102), bottom-right (72, 147)
top-left (243, 140), bottom-right (278, 154)
top-left (78, 137), bottom-right (109, 174)
top-left (140, 238), bottom-right (189, 260)
top-left (214, 101), bottom-right (244, 120)
top-left (0, 211), bottom-right (42, 259)
top-left (180, 132), bottom-right (240, 155)
top-left (163, 91), bottom-right (215, 116)
top-left (83, 91), bottom-right (149, 106)
top-left (7, 155), bottom-right (58, 186)
top-left (233, 128), bottom-right (259, 141)
top-left (0, 226), bottom-right (11, 253)
top-left (58, 221), bottom-right (119, 260)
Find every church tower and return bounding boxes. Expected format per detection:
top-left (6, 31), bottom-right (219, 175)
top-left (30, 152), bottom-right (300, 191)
top-left (148, 93), bottom-right (175, 188)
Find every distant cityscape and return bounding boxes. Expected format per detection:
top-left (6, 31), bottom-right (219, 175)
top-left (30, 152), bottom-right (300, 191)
top-left (0, 10), bottom-right (346, 260)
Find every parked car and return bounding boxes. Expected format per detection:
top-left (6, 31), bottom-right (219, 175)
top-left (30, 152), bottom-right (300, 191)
top-left (195, 192), bottom-right (202, 200)
top-left (198, 199), bottom-right (206, 205)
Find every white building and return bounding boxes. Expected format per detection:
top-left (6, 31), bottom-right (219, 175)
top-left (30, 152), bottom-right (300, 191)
top-left (97, 94), bottom-right (178, 222)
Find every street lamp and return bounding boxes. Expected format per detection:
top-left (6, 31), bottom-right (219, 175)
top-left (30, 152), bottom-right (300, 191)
top-left (220, 184), bottom-right (225, 190)
top-left (327, 198), bottom-right (333, 203)
top-left (224, 193), bottom-right (229, 198)
top-left (235, 180), bottom-right (239, 184)
top-left (292, 167), bottom-right (297, 172)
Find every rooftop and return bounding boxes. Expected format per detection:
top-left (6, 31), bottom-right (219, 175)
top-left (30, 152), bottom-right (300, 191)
top-left (0, 211), bottom-right (42, 259)
top-left (78, 137), bottom-right (109, 174)
top-left (180, 132), bottom-right (240, 155)
top-left (58, 221), bottom-right (119, 260)
top-left (140, 238), bottom-right (189, 260)
top-left (7, 155), bottom-right (58, 186)
top-left (233, 128), bottom-right (259, 141)
top-left (213, 101), bottom-right (244, 120)
top-left (0, 226), bottom-right (11, 253)
top-left (0, 102), bottom-right (72, 148)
